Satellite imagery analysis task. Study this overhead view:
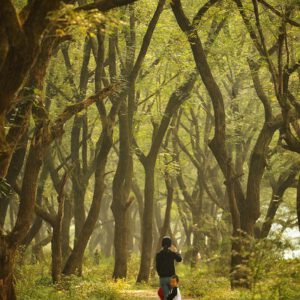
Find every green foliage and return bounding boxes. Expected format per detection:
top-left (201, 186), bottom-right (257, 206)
top-left (180, 269), bottom-right (239, 300)
top-left (16, 261), bottom-right (127, 300)
top-left (16, 253), bottom-right (300, 300)
top-left (246, 237), bottom-right (300, 300)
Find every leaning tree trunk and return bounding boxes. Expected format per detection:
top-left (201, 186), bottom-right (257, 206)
top-left (260, 169), bottom-right (298, 239)
top-left (0, 129), bottom-right (44, 299)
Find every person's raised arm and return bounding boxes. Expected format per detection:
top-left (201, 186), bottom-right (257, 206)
top-left (170, 245), bottom-right (182, 262)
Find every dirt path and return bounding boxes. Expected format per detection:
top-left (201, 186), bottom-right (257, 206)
top-left (124, 289), bottom-right (195, 299)
top-left (125, 289), bottom-right (158, 299)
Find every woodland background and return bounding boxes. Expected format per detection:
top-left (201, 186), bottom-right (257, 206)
top-left (0, 0), bottom-right (300, 299)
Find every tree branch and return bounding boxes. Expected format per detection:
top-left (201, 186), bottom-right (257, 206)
top-left (257, 0), bottom-right (300, 28)
top-left (77, 0), bottom-right (139, 11)
top-left (50, 85), bottom-right (118, 141)
top-left (192, 0), bottom-right (220, 27)
top-left (35, 205), bottom-right (56, 227)
top-left (130, 0), bottom-right (166, 81)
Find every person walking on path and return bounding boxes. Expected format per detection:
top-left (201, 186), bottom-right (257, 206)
top-left (156, 236), bottom-right (182, 300)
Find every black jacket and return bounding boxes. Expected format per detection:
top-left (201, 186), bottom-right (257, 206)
top-left (156, 249), bottom-right (182, 277)
top-left (167, 287), bottom-right (179, 300)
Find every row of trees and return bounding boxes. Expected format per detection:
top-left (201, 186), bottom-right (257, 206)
top-left (0, 0), bottom-right (299, 299)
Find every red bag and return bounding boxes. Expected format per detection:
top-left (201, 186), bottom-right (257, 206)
top-left (157, 287), bottom-right (164, 300)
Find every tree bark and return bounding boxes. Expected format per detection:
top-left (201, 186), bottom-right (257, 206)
top-left (137, 161), bottom-right (155, 282)
top-left (297, 175), bottom-right (300, 232)
top-left (0, 134), bottom-right (28, 228)
top-left (111, 99), bottom-right (133, 278)
top-left (62, 196), bottom-right (73, 261)
top-left (0, 236), bottom-right (16, 300)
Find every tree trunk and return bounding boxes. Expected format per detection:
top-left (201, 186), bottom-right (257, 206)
top-left (0, 135), bottom-right (28, 228)
top-left (21, 163), bottom-right (48, 249)
top-left (260, 171), bottom-right (296, 238)
top-left (62, 196), bottom-right (72, 261)
top-left (127, 206), bottom-right (135, 255)
top-left (244, 123), bottom-right (277, 235)
top-left (0, 137), bottom-right (43, 299)
top-left (73, 187), bottom-right (86, 247)
top-left (101, 197), bottom-right (114, 257)
top-left (156, 173), bottom-right (174, 253)
top-left (0, 237), bottom-right (16, 300)
top-left (111, 202), bottom-right (130, 278)
top-left (51, 223), bottom-right (62, 283)
top-left (32, 234), bottom-right (52, 263)
top-left (225, 161), bottom-right (246, 289)
top-left (63, 122), bottom-right (114, 275)
top-left (297, 175), bottom-right (300, 232)
top-left (137, 161), bottom-right (155, 282)
top-left (190, 212), bottom-right (202, 268)
top-left (111, 99), bottom-right (133, 279)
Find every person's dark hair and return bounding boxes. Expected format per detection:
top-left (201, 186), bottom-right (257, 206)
top-left (171, 275), bottom-right (179, 282)
top-left (162, 236), bottom-right (172, 248)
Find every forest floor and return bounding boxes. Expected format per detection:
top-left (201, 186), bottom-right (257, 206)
top-left (124, 289), bottom-right (158, 299)
top-left (17, 256), bottom-right (300, 300)
top-left (124, 288), bottom-right (195, 299)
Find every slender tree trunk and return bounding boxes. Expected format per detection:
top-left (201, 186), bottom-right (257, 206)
top-left (260, 172), bottom-right (296, 238)
top-left (137, 161), bottom-right (155, 282)
top-left (100, 197), bottom-right (114, 257)
top-left (73, 187), bottom-right (86, 246)
top-left (32, 234), bottom-right (52, 263)
top-left (191, 212), bottom-right (202, 268)
top-left (51, 214), bottom-right (63, 283)
top-left (0, 135), bottom-right (28, 228)
top-left (63, 121), bottom-right (114, 275)
top-left (62, 196), bottom-right (72, 261)
top-left (127, 206), bottom-right (135, 255)
top-left (297, 175), bottom-right (300, 232)
top-left (151, 174), bottom-right (174, 276)
top-left (156, 174), bottom-right (174, 253)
